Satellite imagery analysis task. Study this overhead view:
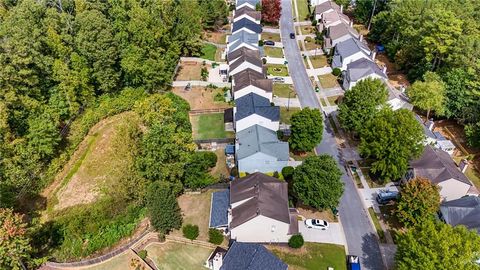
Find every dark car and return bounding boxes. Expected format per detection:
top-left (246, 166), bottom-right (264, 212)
top-left (347, 255), bottom-right (361, 270)
top-left (264, 40), bottom-right (275, 46)
top-left (290, 32), bottom-right (295, 39)
top-left (376, 190), bottom-right (399, 205)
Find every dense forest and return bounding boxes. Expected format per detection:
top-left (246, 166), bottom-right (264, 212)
top-left (0, 0), bottom-right (228, 267)
top-left (365, 0), bottom-right (480, 146)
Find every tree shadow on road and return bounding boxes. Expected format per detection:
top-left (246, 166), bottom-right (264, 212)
top-left (361, 232), bottom-right (385, 270)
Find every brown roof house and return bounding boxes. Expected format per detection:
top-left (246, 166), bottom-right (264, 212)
top-left (323, 23), bottom-right (359, 53)
top-left (228, 173), bottom-right (298, 243)
top-left (232, 69), bottom-right (272, 101)
top-left (405, 145), bottom-right (478, 201)
top-left (233, 6), bottom-right (261, 24)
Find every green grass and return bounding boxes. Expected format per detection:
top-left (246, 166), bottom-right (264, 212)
top-left (273, 84), bottom-right (296, 98)
top-left (264, 47), bottom-right (284, 58)
top-left (300, 25), bottom-right (315, 34)
top-left (305, 55), bottom-right (328, 68)
top-left (191, 113), bottom-right (233, 140)
top-left (146, 242), bottom-right (213, 270)
top-left (267, 64), bottom-right (289, 76)
top-left (465, 166), bottom-right (480, 190)
top-left (280, 107), bottom-right (301, 124)
top-left (290, 150), bottom-right (316, 161)
top-left (200, 44), bottom-right (217, 61)
top-left (368, 207), bottom-right (386, 243)
top-left (295, 0), bottom-right (310, 21)
top-left (271, 243), bottom-right (346, 270)
top-left (304, 39), bottom-right (322, 51)
top-left (319, 74), bottom-right (339, 89)
top-left (327, 95), bottom-right (342, 105)
top-left (262, 32), bottom-right (282, 42)
top-left (82, 250), bottom-right (138, 270)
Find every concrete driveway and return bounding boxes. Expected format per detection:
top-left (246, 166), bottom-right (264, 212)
top-left (298, 221), bottom-right (347, 246)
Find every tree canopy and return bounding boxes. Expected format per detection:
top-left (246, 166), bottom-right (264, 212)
top-left (262, 0), bottom-right (281, 25)
top-left (289, 108), bottom-right (324, 152)
top-left (359, 108), bottom-right (424, 182)
top-left (147, 182), bottom-right (182, 234)
top-left (292, 155), bottom-right (343, 209)
top-left (407, 72), bottom-right (445, 120)
top-left (338, 78), bottom-right (388, 132)
top-left (0, 209), bottom-right (31, 270)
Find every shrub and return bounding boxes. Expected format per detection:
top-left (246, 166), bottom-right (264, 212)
top-left (182, 224), bottom-right (199, 240)
top-left (201, 67), bottom-right (209, 81)
top-left (273, 171), bottom-right (280, 178)
top-left (214, 92), bottom-right (224, 102)
top-left (282, 166), bottom-right (295, 180)
top-left (288, 234), bottom-right (304, 248)
top-left (262, 57), bottom-right (267, 64)
top-left (311, 19), bottom-right (317, 26)
top-left (208, 228), bottom-right (224, 245)
top-left (258, 40), bottom-right (264, 46)
top-left (332, 68), bottom-right (341, 76)
top-left (137, 250), bottom-right (147, 260)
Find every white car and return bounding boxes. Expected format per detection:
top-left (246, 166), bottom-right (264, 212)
top-left (304, 219), bottom-right (329, 230)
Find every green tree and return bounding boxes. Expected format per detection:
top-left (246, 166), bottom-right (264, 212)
top-left (0, 208), bottom-right (31, 270)
top-left (182, 224), bottom-right (199, 240)
top-left (147, 182), bottom-right (182, 234)
top-left (26, 112), bottom-right (60, 160)
top-left (208, 228), bottom-right (224, 245)
top-left (292, 155), bottom-right (343, 209)
top-left (396, 177), bottom-right (440, 227)
top-left (288, 234), bottom-right (304, 248)
top-left (289, 107), bottom-right (323, 152)
top-left (465, 122), bottom-right (480, 147)
top-left (408, 72), bottom-right (445, 120)
top-left (338, 78), bottom-right (388, 132)
top-left (359, 108), bottom-right (424, 182)
top-left (395, 220), bottom-right (480, 270)
top-left (198, 0), bottom-right (228, 30)
top-left (183, 152), bottom-right (217, 189)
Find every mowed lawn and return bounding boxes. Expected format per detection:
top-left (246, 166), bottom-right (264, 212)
top-left (280, 107), bottom-right (301, 124)
top-left (319, 74), bottom-right (339, 89)
top-left (264, 47), bottom-right (284, 58)
top-left (191, 113), bottom-right (234, 140)
top-left (200, 43), bottom-right (217, 61)
top-left (296, 0), bottom-right (310, 21)
top-left (273, 83), bottom-right (296, 98)
top-left (267, 64), bottom-right (289, 76)
top-left (304, 55), bottom-right (328, 68)
top-left (146, 242), bottom-right (213, 270)
top-left (81, 250), bottom-right (147, 270)
top-left (270, 243), bottom-right (347, 270)
top-left (262, 32), bottom-right (282, 42)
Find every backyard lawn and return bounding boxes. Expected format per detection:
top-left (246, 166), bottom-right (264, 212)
top-left (280, 107), bottom-right (301, 124)
top-left (319, 74), bottom-right (339, 89)
top-left (175, 62), bottom-right (210, 81)
top-left (262, 32), bottom-right (282, 42)
top-left (264, 47), bottom-right (284, 58)
top-left (203, 31), bottom-right (227, 44)
top-left (295, 0), bottom-right (310, 21)
top-left (191, 113), bottom-right (234, 140)
top-left (146, 242), bottom-right (213, 270)
top-left (267, 64), bottom-right (289, 76)
top-left (273, 83), bottom-right (296, 98)
top-left (200, 43), bottom-right (217, 61)
top-left (305, 55), bottom-right (328, 68)
top-left (270, 243), bottom-right (346, 270)
top-left (84, 250), bottom-right (147, 270)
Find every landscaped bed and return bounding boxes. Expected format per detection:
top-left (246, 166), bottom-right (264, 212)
top-left (190, 113), bottom-right (234, 140)
top-left (318, 74), bottom-right (339, 89)
top-left (146, 242), bottom-right (213, 270)
top-left (273, 83), bottom-right (296, 98)
top-left (261, 32), bottom-right (282, 42)
top-left (269, 243), bottom-right (347, 270)
top-left (264, 47), bottom-right (284, 58)
top-left (267, 64), bottom-right (289, 76)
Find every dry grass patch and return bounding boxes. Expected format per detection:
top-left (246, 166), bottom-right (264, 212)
top-left (172, 191), bottom-right (214, 241)
top-left (297, 206), bottom-right (336, 222)
top-left (175, 61), bottom-right (210, 81)
top-left (145, 242), bottom-right (213, 270)
top-left (318, 74), bottom-right (339, 89)
top-left (203, 31), bottom-right (227, 44)
top-left (262, 32), bottom-right (282, 42)
top-left (307, 55), bottom-right (328, 68)
top-left (300, 25), bottom-right (315, 34)
top-left (211, 148), bottom-right (229, 179)
top-left (80, 250), bottom-right (147, 270)
top-left (172, 87), bottom-right (231, 110)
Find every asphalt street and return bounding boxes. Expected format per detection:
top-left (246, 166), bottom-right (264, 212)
top-left (279, 1), bottom-right (385, 269)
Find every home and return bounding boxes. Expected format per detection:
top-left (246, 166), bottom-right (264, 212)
top-left (228, 51), bottom-right (263, 76)
top-left (232, 69), bottom-right (273, 101)
top-left (236, 125), bottom-right (289, 173)
top-left (317, 10), bottom-right (350, 32)
top-left (229, 173), bottom-right (298, 242)
top-left (405, 145), bottom-right (477, 201)
top-left (314, 1), bottom-right (343, 21)
top-left (227, 47), bottom-right (261, 64)
top-left (227, 31), bottom-right (259, 54)
top-left (323, 23), bottom-right (359, 53)
top-left (342, 58), bottom-right (386, 90)
top-left (233, 6), bottom-right (261, 24)
top-left (236, 0), bottom-right (260, 10)
top-left (232, 18), bottom-right (262, 36)
top-left (387, 87), bottom-right (413, 111)
top-left (205, 241), bottom-right (288, 270)
top-left (234, 93), bottom-right (280, 132)
top-left (331, 38), bottom-right (373, 71)
top-left (414, 114), bottom-right (456, 155)
top-left (310, 0), bottom-right (330, 6)
top-left (439, 196), bottom-right (480, 234)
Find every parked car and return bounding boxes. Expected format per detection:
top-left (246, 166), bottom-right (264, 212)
top-left (290, 33), bottom-right (295, 39)
top-left (376, 190), bottom-right (399, 205)
top-left (347, 255), bottom-right (361, 270)
top-left (272, 77), bottom-right (285, 83)
top-left (264, 40), bottom-right (275, 46)
top-left (304, 219), bottom-right (329, 230)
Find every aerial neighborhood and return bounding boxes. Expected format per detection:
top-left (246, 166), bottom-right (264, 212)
top-left (0, 0), bottom-right (479, 270)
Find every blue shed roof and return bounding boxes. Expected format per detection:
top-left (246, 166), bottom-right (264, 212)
top-left (209, 190), bottom-right (230, 228)
top-left (225, 145), bottom-right (235, 155)
top-left (220, 242), bottom-right (288, 270)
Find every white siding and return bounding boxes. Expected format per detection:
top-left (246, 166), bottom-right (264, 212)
top-left (235, 114), bottom-right (279, 132)
top-left (229, 62), bottom-right (263, 76)
top-left (227, 42), bottom-right (258, 54)
top-left (233, 14), bottom-right (260, 24)
top-left (438, 179), bottom-right (471, 201)
top-left (234, 86), bottom-right (272, 101)
top-left (230, 215), bottom-right (291, 243)
top-left (339, 52), bottom-right (372, 70)
top-left (347, 73), bottom-right (384, 90)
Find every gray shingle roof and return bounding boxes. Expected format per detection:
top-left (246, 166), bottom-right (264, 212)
top-left (228, 31), bottom-right (259, 53)
top-left (414, 114), bottom-right (436, 139)
top-left (440, 196), bottom-right (480, 233)
top-left (410, 145), bottom-right (471, 186)
top-left (230, 173), bottom-right (290, 228)
top-left (315, 1), bottom-right (341, 15)
top-left (234, 6), bottom-right (261, 21)
top-left (344, 58), bottom-right (386, 82)
top-left (209, 190), bottom-right (230, 228)
top-left (236, 0), bottom-right (261, 7)
top-left (233, 69), bottom-right (272, 93)
top-left (229, 52), bottom-right (263, 72)
top-left (236, 125), bottom-right (289, 160)
top-left (220, 241), bottom-right (288, 270)
top-left (235, 93), bottom-right (280, 121)
top-left (332, 38), bottom-right (371, 68)
top-left (232, 18), bottom-right (262, 34)
top-left (227, 48), bottom-right (260, 63)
